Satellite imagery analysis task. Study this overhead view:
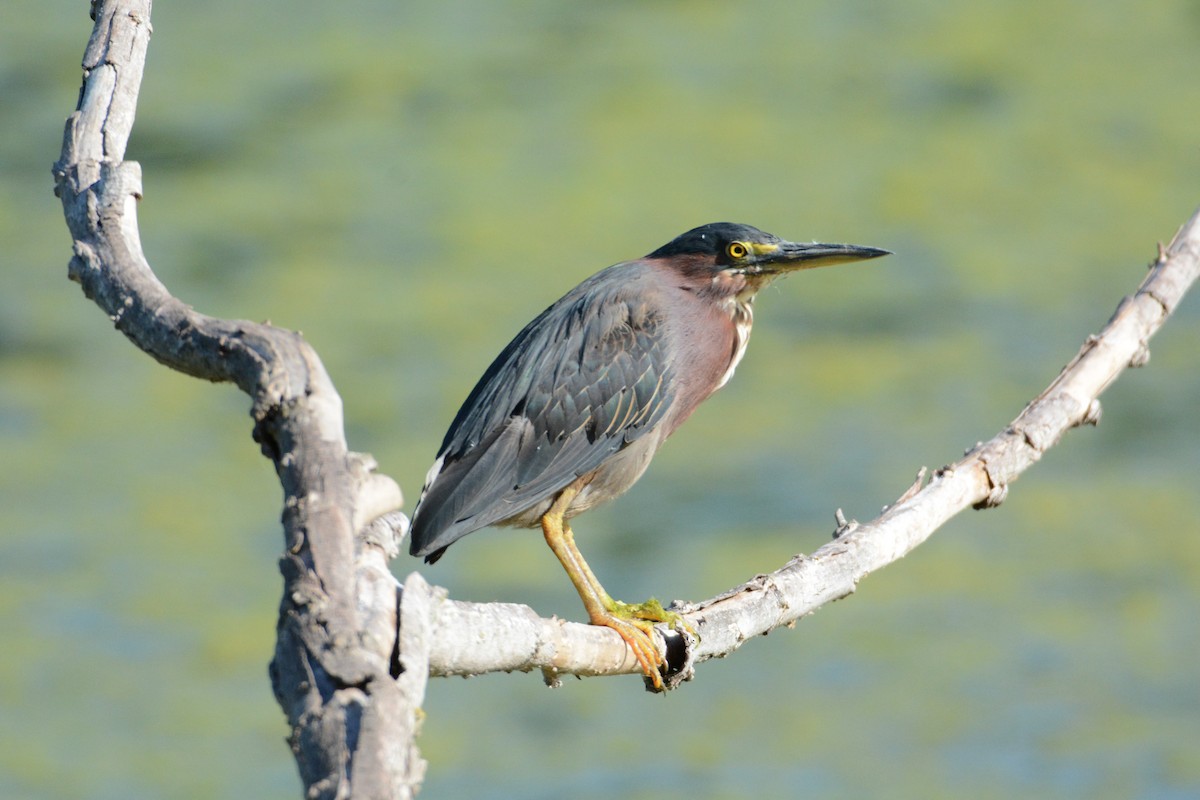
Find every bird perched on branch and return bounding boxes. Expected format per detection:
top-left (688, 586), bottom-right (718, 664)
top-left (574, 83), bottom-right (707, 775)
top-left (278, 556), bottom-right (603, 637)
top-left (409, 222), bottom-right (889, 688)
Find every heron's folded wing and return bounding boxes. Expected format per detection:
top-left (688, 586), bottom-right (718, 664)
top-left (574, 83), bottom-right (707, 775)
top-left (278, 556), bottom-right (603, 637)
top-left (409, 265), bottom-right (673, 558)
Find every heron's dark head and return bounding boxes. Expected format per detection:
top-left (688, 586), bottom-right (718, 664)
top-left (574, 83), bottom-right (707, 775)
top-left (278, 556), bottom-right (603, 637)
top-left (646, 222), bottom-right (889, 290)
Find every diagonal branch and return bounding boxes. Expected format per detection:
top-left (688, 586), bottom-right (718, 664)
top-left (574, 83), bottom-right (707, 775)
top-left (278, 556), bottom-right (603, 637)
top-left (406, 208), bottom-right (1200, 690)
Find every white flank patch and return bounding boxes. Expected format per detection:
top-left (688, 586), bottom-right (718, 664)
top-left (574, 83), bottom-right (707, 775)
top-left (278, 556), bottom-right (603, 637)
top-left (419, 454), bottom-right (445, 500)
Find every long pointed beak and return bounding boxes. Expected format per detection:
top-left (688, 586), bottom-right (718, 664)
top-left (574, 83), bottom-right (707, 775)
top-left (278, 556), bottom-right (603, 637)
top-left (759, 241), bottom-right (891, 273)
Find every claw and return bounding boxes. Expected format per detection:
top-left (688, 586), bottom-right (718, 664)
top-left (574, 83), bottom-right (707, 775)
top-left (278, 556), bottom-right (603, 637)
top-left (591, 612), bottom-right (666, 689)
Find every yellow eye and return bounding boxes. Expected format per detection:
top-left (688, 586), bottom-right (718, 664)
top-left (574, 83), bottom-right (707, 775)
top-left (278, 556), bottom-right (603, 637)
top-left (727, 242), bottom-right (749, 259)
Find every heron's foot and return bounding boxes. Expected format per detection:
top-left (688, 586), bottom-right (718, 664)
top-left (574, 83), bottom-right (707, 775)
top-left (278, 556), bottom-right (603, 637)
top-left (591, 599), bottom-right (697, 689)
top-left (588, 609), bottom-right (667, 689)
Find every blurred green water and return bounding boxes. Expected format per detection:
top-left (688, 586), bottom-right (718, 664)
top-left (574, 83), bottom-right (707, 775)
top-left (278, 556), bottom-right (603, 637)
top-left (3, 1), bottom-right (1199, 798)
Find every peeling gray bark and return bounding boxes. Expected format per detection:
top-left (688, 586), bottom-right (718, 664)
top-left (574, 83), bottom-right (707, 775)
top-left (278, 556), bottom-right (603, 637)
top-left (55, 3), bottom-right (418, 797)
top-left (54, 0), bottom-right (1200, 796)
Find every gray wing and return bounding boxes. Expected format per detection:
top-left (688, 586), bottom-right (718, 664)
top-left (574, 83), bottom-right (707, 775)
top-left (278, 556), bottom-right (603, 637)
top-left (409, 263), bottom-right (674, 562)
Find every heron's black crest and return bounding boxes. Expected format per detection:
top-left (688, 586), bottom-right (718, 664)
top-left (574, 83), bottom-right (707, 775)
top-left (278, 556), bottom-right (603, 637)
top-left (646, 222), bottom-right (780, 259)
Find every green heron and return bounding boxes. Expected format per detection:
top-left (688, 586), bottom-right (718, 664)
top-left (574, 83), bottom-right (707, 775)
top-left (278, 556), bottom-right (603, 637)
top-left (409, 222), bottom-right (889, 687)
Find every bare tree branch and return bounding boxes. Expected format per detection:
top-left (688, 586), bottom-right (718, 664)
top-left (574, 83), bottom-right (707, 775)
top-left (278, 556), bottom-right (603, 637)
top-left (53, 0), bottom-right (1200, 796)
top-left (54, 3), bottom-right (416, 797)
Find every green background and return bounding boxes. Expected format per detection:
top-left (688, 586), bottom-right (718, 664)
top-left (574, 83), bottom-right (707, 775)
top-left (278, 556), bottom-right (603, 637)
top-left (3, 1), bottom-right (1198, 798)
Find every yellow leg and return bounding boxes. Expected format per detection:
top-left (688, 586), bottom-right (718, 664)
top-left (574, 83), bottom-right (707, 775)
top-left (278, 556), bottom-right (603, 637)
top-left (563, 519), bottom-right (614, 605)
top-left (541, 485), bottom-right (666, 689)
top-left (564, 519), bottom-right (688, 632)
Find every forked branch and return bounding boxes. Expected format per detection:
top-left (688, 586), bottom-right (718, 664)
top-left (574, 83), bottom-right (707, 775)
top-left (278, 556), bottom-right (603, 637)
top-left (55, 3), bottom-right (1199, 799)
top-left (55, 2), bottom-right (415, 797)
